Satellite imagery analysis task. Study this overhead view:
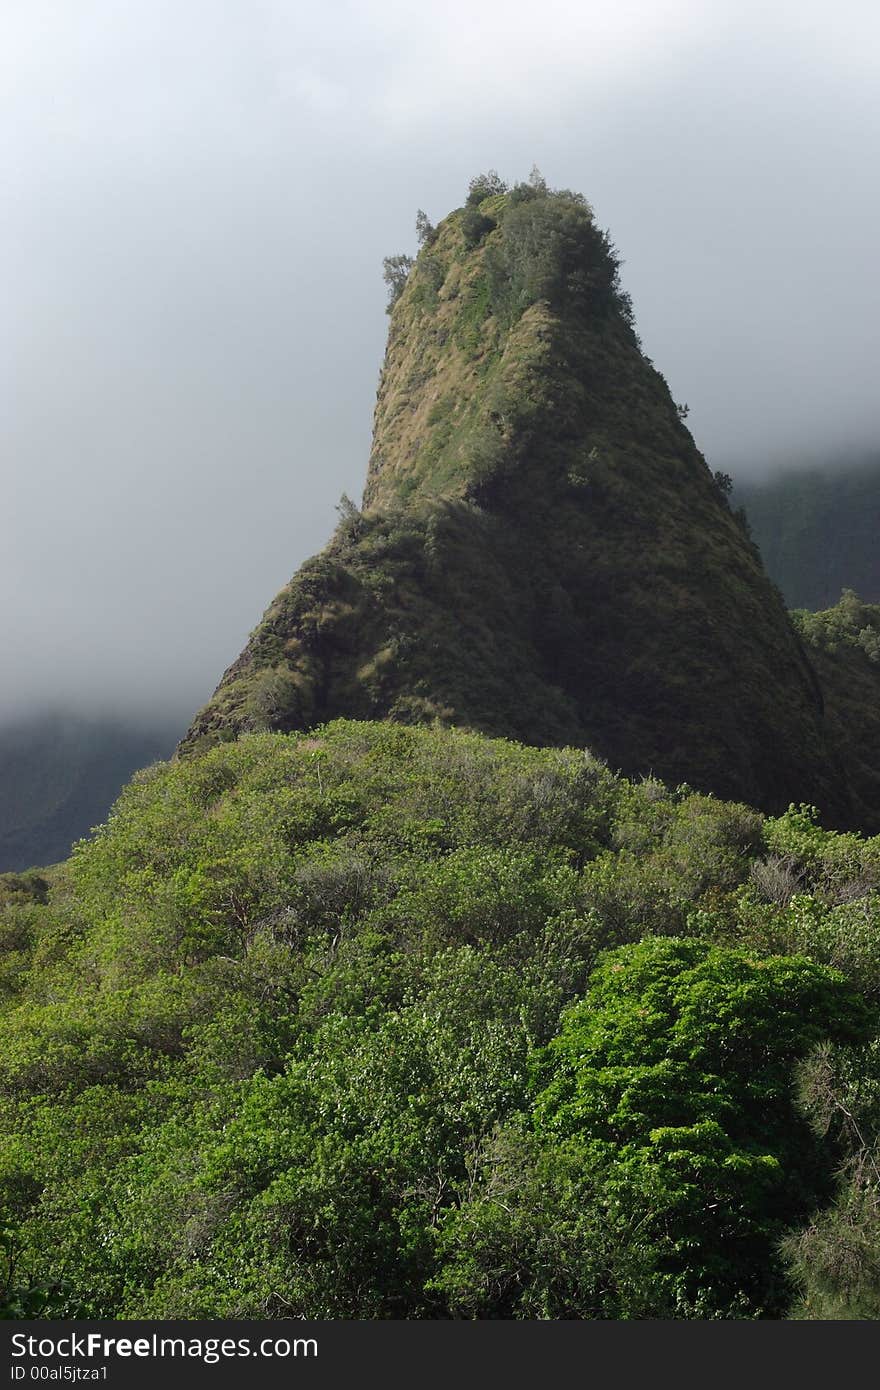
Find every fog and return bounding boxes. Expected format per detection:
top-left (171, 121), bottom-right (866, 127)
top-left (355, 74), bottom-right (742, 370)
top-left (4, 0), bottom-right (879, 726)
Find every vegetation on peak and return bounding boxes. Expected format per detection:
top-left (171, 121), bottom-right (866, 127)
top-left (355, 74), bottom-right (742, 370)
top-left (366, 171), bottom-right (638, 512)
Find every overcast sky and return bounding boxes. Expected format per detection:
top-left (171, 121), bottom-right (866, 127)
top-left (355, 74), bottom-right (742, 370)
top-left (3, 1), bottom-right (879, 727)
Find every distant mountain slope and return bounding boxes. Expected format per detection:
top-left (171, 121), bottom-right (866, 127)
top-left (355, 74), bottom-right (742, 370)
top-left (181, 174), bottom-right (855, 825)
top-left (734, 457), bottom-right (880, 610)
top-left (0, 712), bottom-right (178, 870)
top-left (791, 593), bottom-right (880, 832)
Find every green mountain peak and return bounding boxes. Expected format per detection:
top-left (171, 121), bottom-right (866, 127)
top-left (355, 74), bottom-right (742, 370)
top-left (179, 174), bottom-right (868, 826)
top-left (365, 180), bottom-right (631, 511)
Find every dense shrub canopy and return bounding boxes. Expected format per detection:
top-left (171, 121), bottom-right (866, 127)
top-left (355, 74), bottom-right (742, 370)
top-left (1, 721), bottom-right (879, 1318)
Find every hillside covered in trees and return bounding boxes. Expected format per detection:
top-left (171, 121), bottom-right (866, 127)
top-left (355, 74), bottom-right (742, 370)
top-left (2, 722), bottom-right (879, 1318)
top-left (3, 174), bottom-right (880, 1322)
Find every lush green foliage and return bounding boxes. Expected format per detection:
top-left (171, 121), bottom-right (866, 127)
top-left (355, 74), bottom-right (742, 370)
top-left (435, 938), bottom-right (869, 1317)
top-left (793, 589), bottom-right (880, 665)
top-left (1, 722), bottom-right (879, 1318)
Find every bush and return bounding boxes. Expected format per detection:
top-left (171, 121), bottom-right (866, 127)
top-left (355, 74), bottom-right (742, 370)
top-left (484, 192), bottom-right (627, 328)
top-left (382, 254), bottom-right (414, 311)
top-left (466, 171), bottom-right (508, 205)
top-left (460, 205), bottom-right (497, 249)
top-left (415, 209), bottom-right (437, 247)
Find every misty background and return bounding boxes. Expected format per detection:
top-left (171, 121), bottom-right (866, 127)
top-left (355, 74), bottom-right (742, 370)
top-left (4, 0), bottom-right (880, 734)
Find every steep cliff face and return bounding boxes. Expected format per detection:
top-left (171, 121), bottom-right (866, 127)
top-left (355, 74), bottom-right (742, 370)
top-left (180, 177), bottom-right (856, 822)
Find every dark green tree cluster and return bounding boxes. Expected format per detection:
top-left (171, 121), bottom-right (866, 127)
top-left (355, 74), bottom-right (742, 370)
top-left (484, 189), bottom-right (634, 332)
top-left (436, 938), bottom-right (867, 1317)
